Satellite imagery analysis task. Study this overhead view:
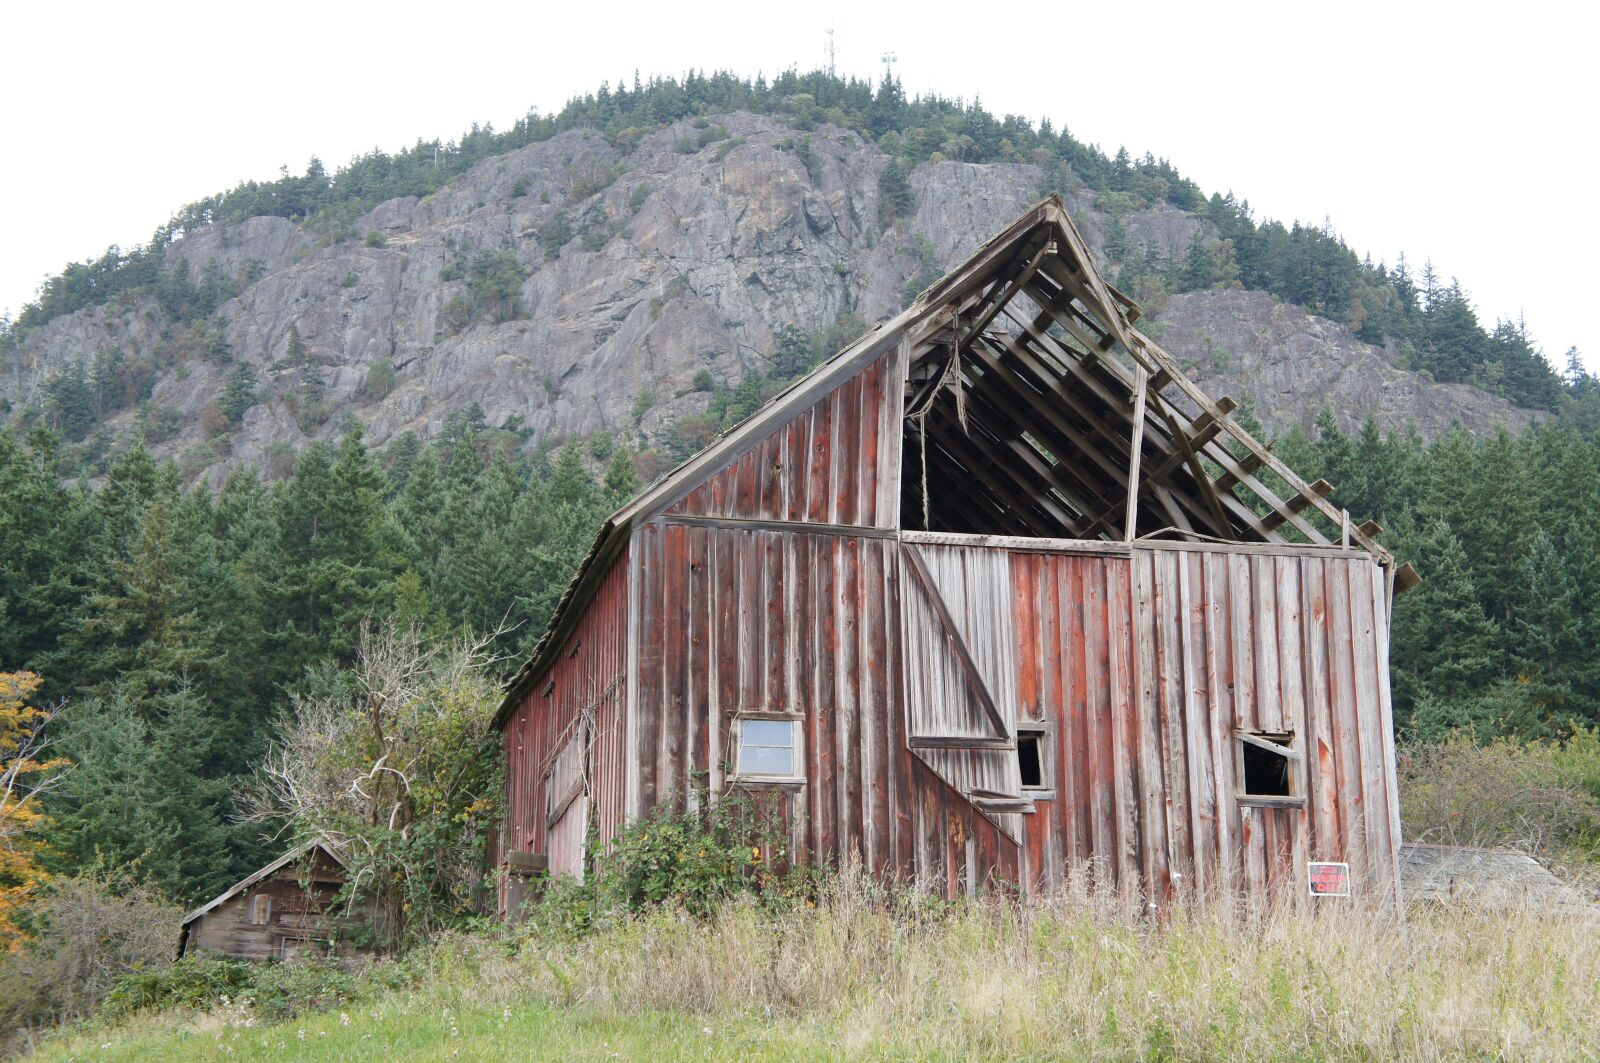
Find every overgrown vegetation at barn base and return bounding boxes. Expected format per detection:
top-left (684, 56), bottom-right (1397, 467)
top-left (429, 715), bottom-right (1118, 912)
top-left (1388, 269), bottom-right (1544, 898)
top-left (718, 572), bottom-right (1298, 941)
top-left (524, 791), bottom-right (809, 939)
top-left (1397, 728), bottom-right (1600, 871)
top-left (32, 872), bottom-right (1600, 1061)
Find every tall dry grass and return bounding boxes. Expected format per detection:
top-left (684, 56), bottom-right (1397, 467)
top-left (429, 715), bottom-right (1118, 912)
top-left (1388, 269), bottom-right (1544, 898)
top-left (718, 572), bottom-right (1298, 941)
top-left (400, 871), bottom-right (1599, 1060)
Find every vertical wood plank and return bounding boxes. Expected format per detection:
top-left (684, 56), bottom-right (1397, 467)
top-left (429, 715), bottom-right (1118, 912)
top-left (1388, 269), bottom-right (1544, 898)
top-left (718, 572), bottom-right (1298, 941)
top-left (1107, 558), bottom-right (1142, 894)
top-left (1349, 559), bottom-right (1389, 895)
top-left (1228, 553), bottom-right (1256, 732)
top-left (1132, 551), bottom-right (1170, 903)
top-left (1251, 554), bottom-right (1282, 733)
top-left (1370, 561), bottom-right (1404, 908)
top-left (1204, 552), bottom-right (1239, 896)
top-left (1304, 558), bottom-right (1341, 861)
top-left (1179, 551), bottom-right (1212, 898)
top-left (1327, 557), bottom-right (1366, 883)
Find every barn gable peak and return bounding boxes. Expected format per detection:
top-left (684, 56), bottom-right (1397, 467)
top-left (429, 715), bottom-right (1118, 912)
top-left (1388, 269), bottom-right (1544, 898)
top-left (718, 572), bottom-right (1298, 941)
top-left (500, 196), bottom-right (1404, 712)
top-left (620, 194), bottom-right (1389, 557)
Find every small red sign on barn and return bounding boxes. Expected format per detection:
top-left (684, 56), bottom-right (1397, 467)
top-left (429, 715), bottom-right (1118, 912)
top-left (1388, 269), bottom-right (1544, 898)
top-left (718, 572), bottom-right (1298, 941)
top-left (1308, 861), bottom-right (1350, 897)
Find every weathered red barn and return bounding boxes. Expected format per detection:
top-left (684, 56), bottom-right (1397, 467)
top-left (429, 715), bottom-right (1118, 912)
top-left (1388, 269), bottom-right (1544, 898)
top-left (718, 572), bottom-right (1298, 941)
top-left (493, 196), bottom-right (1412, 913)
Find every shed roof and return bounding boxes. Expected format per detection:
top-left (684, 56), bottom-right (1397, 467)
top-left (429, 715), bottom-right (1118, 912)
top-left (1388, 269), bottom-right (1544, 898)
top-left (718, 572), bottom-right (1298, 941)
top-left (497, 195), bottom-right (1405, 720)
top-left (180, 839), bottom-right (346, 928)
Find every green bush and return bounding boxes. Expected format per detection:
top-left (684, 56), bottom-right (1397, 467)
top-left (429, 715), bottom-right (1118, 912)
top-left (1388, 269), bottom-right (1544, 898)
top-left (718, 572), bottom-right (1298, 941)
top-left (103, 955), bottom-right (392, 1024)
top-left (521, 789), bottom-right (801, 940)
top-left (1398, 728), bottom-right (1600, 870)
top-left (0, 874), bottom-right (181, 1036)
top-left (246, 958), bottom-right (364, 1022)
top-left (364, 230), bottom-right (387, 248)
top-left (363, 358), bottom-right (396, 400)
top-left (102, 957), bottom-right (254, 1019)
top-left (878, 157), bottom-right (912, 226)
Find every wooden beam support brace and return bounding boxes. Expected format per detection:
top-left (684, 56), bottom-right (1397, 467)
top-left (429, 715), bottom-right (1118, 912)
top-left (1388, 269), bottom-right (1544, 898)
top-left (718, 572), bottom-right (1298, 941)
top-left (957, 241), bottom-right (1054, 355)
top-left (1124, 365), bottom-right (1149, 542)
top-left (1153, 394), bottom-right (1231, 537)
top-left (1129, 325), bottom-right (1379, 555)
top-left (922, 415), bottom-right (1065, 538)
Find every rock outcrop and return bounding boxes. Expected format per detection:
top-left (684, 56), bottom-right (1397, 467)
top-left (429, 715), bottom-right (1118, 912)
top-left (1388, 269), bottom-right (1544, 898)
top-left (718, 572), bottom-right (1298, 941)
top-left (1151, 289), bottom-right (1542, 439)
top-left (2, 113), bottom-right (1541, 486)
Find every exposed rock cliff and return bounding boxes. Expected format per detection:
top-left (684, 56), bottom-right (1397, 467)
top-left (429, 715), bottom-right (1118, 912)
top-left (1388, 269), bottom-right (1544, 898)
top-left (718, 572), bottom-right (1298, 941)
top-left (1152, 289), bottom-right (1543, 439)
top-left (2, 113), bottom-right (1539, 486)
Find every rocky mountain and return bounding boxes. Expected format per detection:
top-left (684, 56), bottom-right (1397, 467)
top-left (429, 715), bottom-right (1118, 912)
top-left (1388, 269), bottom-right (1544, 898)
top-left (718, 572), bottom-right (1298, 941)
top-left (1, 112), bottom-right (1539, 486)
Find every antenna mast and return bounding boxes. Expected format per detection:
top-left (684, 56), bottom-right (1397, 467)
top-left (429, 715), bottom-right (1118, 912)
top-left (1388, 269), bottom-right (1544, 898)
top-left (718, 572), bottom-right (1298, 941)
top-left (881, 51), bottom-right (897, 81)
top-left (826, 28), bottom-right (836, 76)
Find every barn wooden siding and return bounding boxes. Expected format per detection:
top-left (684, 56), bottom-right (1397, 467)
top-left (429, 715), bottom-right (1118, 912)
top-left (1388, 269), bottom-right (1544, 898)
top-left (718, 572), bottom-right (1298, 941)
top-left (500, 547), bottom-right (630, 913)
top-left (1001, 543), bottom-right (1400, 903)
top-left (631, 520), bottom-right (1018, 893)
top-left (627, 534), bottom-right (1398, 905)
top-left (666, 345), bottom-right (903, 528)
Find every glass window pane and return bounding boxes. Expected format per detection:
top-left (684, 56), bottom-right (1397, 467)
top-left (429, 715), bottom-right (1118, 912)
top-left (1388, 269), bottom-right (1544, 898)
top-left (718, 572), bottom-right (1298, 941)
top-left (740, 743), bottom-right (793, 776)
top-left (741, 720), bottom-right (794, 748)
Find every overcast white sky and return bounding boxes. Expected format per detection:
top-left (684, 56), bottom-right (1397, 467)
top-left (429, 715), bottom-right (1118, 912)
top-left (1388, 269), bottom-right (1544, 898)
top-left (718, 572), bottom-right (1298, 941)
top-left (3, 1), bottom-right (1595, 371)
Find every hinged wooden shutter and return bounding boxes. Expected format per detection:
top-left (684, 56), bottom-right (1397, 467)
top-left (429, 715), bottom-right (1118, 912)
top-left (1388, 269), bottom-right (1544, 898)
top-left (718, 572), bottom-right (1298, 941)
top-left (900, 543), bottom-right (1028, 838)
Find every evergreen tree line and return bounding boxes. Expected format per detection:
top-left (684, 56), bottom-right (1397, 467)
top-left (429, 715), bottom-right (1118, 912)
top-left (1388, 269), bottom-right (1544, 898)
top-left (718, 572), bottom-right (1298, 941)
top-left (0, 417), bottom-right (637, 906)
top-left (8, 380), bottom-right (1600, 906)
top-left (1273, 405), bottom-right (1600, 740)
top-left (3, 70), bottom-right (1575, 412)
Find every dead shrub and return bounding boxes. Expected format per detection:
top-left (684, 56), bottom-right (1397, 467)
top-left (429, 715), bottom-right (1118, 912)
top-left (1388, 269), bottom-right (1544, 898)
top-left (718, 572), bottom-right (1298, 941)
top-left (0, 873), bottom-right (179, 1054)
top-left (1398, 730), bottom-right (1600, 870)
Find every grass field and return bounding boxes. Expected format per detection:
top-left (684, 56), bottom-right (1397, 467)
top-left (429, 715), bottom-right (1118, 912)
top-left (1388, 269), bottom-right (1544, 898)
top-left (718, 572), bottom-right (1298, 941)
top-left (30, 877), bottom-right (1600, 1061)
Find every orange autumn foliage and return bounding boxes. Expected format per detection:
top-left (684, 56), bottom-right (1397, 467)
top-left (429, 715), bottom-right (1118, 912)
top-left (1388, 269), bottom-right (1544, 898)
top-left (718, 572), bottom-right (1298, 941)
top-left (1, 671), bottom-right (68, 951)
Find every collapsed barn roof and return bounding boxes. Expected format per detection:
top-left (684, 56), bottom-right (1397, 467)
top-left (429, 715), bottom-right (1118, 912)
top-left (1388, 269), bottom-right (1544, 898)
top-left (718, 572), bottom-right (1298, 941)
top-left (498, 195), bottom-right (1406, 718)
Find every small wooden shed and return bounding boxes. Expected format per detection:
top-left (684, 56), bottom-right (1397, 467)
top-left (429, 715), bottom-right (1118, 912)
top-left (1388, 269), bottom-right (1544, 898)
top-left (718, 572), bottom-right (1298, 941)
top-left (493, 195), bottom-right (1412, 912)
top-left (177, 841), bottom-right (376, 963)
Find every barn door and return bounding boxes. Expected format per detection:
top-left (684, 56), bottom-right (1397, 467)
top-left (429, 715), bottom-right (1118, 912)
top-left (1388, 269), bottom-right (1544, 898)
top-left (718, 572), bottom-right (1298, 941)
top-left (544, 723), bottom-right (589, 881)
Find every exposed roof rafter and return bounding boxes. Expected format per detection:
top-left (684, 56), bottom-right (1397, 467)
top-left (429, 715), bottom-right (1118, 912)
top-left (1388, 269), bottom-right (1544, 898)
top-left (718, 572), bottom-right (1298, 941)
top-left (497, 195), bottom-right (1399, 718)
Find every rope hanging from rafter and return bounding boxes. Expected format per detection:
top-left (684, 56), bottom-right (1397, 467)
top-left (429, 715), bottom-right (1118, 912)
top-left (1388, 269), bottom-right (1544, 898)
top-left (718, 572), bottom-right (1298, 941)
top-left (905, 340), bottom-right (969, 530)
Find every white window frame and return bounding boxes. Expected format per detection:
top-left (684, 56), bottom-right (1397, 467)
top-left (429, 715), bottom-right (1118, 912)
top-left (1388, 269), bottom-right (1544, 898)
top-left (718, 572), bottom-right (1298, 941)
top-left (732, 713), bottom-right (805, 784)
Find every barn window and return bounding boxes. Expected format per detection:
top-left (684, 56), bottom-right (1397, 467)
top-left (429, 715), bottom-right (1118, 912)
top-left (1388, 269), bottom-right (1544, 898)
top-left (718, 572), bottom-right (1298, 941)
top-left (1017, 728), bottom-right (1049, 790)
top-left (248, 894), bottom-right (272, 925)
top-left (1238, 730), bottom-right (1300, 801)
top-left (734, 717), bottom-right (804, 781)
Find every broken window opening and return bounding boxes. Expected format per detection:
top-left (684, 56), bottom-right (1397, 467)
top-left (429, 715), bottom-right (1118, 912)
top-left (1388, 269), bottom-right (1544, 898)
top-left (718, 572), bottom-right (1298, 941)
top-left (1240, 731), bottom-right (1294, 797)
top-left (1017, 728), bottom-right (1047, 790)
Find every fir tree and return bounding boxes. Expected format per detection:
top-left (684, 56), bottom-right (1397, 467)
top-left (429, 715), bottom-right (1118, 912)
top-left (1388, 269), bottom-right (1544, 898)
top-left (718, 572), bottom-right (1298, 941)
top-left (218, 362), bottom-right (258, 425)
top-left (878, 157), bottom-right (912, 226)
